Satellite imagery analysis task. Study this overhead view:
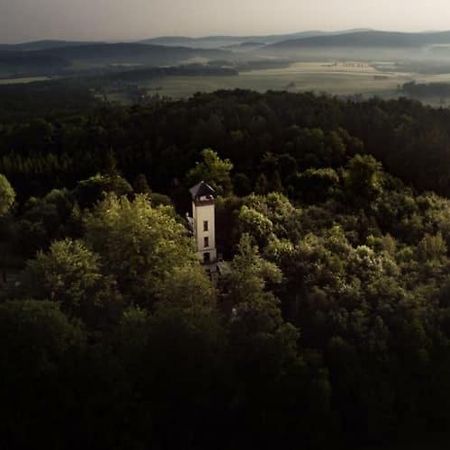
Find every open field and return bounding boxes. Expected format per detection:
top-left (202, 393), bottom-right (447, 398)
top-left (417, 72), bottom-right (450, 83)
top-left (8, 60), bottom-right (450, 104)
top-left (0, 76), bottom-right (51, 85)
top-left (136, 61), bottom-right (415, 99)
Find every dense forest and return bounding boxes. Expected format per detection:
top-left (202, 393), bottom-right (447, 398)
top-left (3, 89), bottom-right (450, 449)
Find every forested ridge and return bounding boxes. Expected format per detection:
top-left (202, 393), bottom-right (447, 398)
top-left (3, 90), bottom-right (450, 449)
top-left (3, 90), bottom-right (450, 199)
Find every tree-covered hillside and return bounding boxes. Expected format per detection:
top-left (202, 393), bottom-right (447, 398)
top-left (0, 43), bottom-right (231, 78)
top-left (2, 90), bottom-right (450, 449)
top-left (3, 90), bottom-right (450, 199)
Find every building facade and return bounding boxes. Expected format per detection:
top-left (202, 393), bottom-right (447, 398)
top-left (190, 181), bottom-right (217, 265)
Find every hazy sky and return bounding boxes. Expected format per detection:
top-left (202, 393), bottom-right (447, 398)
top-left (1, 0), bottom-right (450, 43)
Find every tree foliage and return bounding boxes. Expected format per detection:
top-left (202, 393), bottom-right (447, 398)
top-left (0, 173), bottom-right (15, 216)
top-left (83, 193), bottom-right (197, 306)
top-left (186, 148), bottom-right (233, 196)
top-left (25, 239), bottom-right (121, 326)
top-left (4, 91), bottom-right (450, 450)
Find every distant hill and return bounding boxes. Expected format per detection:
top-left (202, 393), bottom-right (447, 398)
top-left (139, 29), bottom-right (371, 49)
top-left (98, 64), bottom-right (238, 83)
top-left (0, 52), bottom-right (69, 77)
top-left (31, 43), bottom-right (229, 64)
top-left (0, 40), bottom-right (100, 52)
top-left (0, 29), bottom-right (376, 54)
top-left (266, 30), bottom-right (450, 49)
top-left (0, 43), bottom-right (231, 78)
top-left (5, 29), bottom-right (450, 79)
top-left (141, 36), bottom-right (258, 49)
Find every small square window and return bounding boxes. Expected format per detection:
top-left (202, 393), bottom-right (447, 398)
top-left (203, 220), bottom-right (208, 232)
top-left (204, 237), bottom-right (209, 248)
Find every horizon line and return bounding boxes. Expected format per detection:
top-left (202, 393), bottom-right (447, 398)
top-left (2, 27), bottom-right (450, 46)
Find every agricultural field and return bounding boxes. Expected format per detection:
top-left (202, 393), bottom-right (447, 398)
top-left (0, 76), bottom-right (51, 85)
top-left (137, 61), bottom-right (415, 99)
top-left (7, 60), bottom-right (450, 105)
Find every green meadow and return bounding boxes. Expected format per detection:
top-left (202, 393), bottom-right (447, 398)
top-left (139, 61), bottom-right (413, 98)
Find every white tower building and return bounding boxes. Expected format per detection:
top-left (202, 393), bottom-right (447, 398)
top-left (190, 181), bottom-right (217, 266)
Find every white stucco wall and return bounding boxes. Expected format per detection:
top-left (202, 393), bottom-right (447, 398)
top-left (192, 200), bottom-right (217, 263)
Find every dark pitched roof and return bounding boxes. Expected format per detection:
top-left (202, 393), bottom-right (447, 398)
top-left (190, 181), bottom-right (216, 199)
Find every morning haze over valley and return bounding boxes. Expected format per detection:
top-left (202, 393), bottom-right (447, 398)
top-left (3, 0), bottom-right (450, 104)
top-left (4, 1), bottom-right (450, 450)
top-left (4, 26), bottom-right (450, 104)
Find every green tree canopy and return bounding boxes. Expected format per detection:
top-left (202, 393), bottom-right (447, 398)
top-left (187, 148), bottom-right (233, 196)
top-left (83, 193), bottom-right (197, 306)
top-left (155, 265), bottom-right (216, 316)
top-left (15, 188), bottom-right (76, 257)
top-left (0, 173), bottom-right (15, 216)
top-left (73, 173), bottom-right (133, 208)
top-left (25, 239), bottom-right (122, 326)
top-left (344, 154), bottom-right (384, 203)
top-left (223, 233), bottom-right (282, 307)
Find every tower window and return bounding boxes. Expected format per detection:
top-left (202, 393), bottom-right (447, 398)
top-left (203, 252), bottom-right (211, 264)
top-left (203, 220), bottom-right (209, 232)
top-left (204, 237), bottom-right (209, 248)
